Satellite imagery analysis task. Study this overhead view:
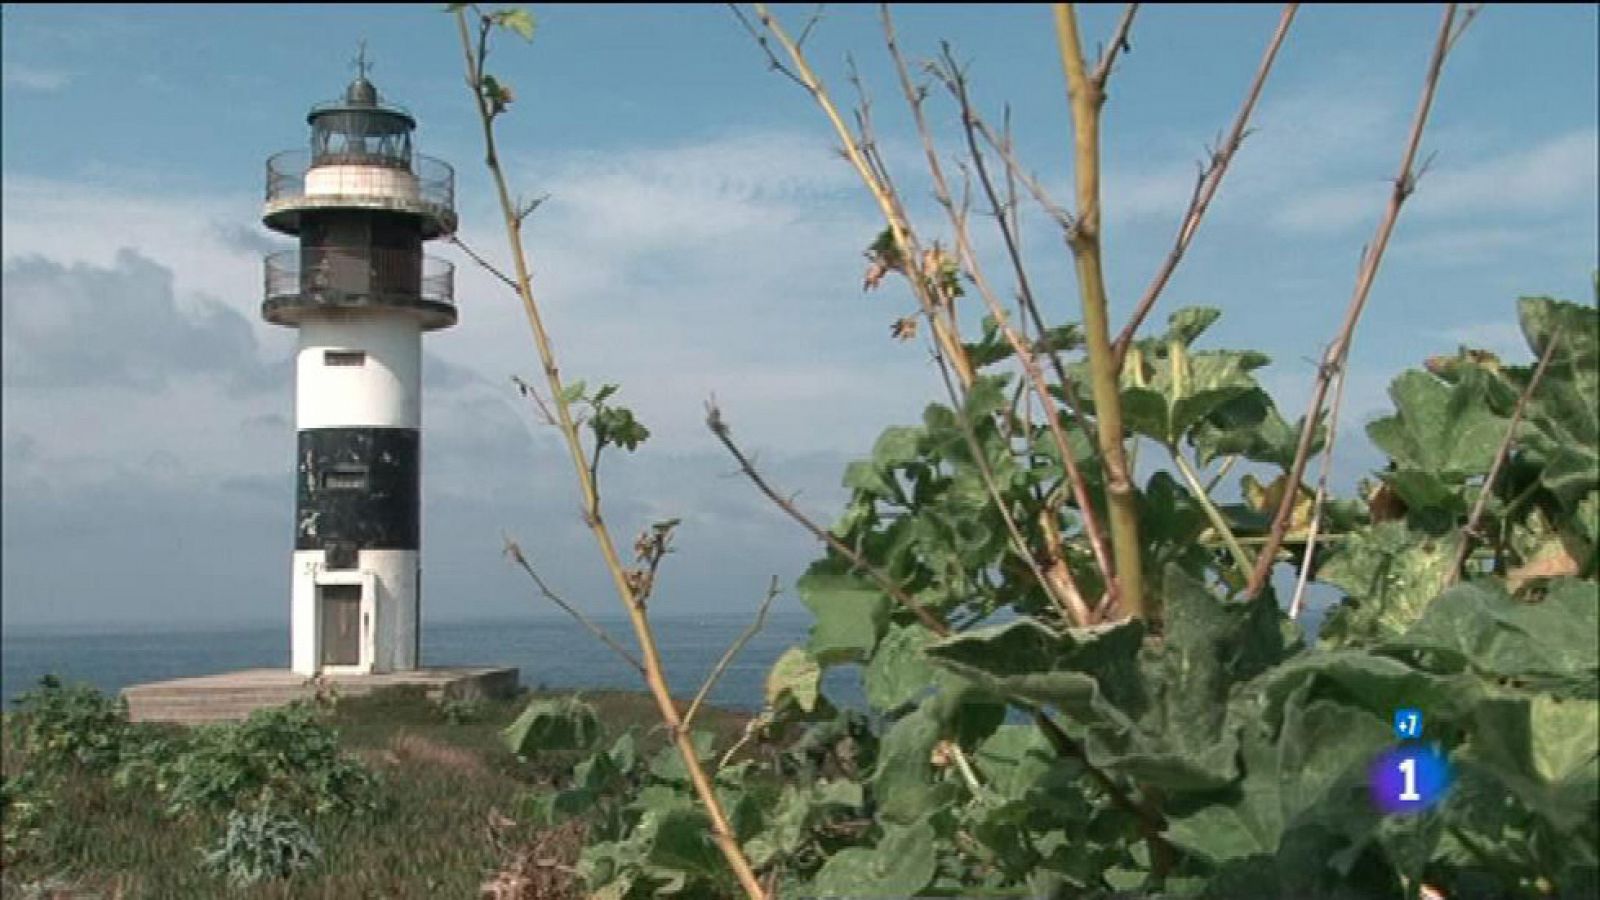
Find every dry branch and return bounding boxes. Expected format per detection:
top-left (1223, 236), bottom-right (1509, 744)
top-left (1246, 3), bottom-right (1471, 599)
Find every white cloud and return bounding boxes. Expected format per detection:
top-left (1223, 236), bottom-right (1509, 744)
top-left (1411, 128), bottom-right (1599, 219)
top-left (2, 64), bottom-right (69, 92)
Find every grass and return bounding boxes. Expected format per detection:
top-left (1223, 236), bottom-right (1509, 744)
top-left (1, 684), bottom-right (753, 899)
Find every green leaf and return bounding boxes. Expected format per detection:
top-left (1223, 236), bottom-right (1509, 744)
top-left (872, 706), bottom-right (957, 825)
top-left (1391, 577), bottom-right (1599, 684)
top-left (765, 647), bottom-right (821, 713)
top-left (1163, 307), bottom-right (1224, 346)
top-left (1317, 523), bottom-right (1462, 645)
top-left (646, 808), bottom-right (722, 879)
top-left (925, 616), bottom-right (1145, 722)
top-left (1191, 388), bottom-right (1318, 470)
top-left (1120, 345), bottom-right (1271, 447)
top-left (1165, 694), bottom-right (1390, 865)
top-left (811, 819), bottom-right (938, 898)
top-left (863, 624), bottom-right (937, 712)
top-left (492, 7), bottom-right (537, 41)
top-left (558, 379), bottom-right (586, 405)
top-left (1519, 295), bottom-right (1598, 371)
top-left (502, 696), bottom-right (600, 755)
top-left (648, 730), bottom-right (716, 783)
top-left (1366, 368), bottom-right (1508, 479)
top-left (796, 558), bottom-right (891, 666)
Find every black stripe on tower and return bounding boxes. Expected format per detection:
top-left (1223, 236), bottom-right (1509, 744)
top-left (295, 428), bottom-right (419, 559)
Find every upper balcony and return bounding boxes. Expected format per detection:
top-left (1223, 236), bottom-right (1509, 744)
top-left (263, 150), bottom-right (457, 239)
top-left (263, 249), bottom-right (456, 331)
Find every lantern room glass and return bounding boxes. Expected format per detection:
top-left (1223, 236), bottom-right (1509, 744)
top-left (310, 110), bottom-right (413, 169)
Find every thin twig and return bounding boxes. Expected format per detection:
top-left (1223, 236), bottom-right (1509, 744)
top-left (744, 3), bottom-right (974, 386)
top-left (1446, 330), bottom-right (1563, 586)
top-left (1111, 4), bottom-right (1297, 371)
top-left (510, 374), bottom-right (558, 426)
top-left (930, 44), bottom-right (1119, 608)
top-left (450, 233), bottom-right (519, 291)
top-left (1289, 362), bottom-right (1347, 619)
top-left (1246, 3), bottom-right (1469, 599)
top-left (1090, 4), bottom-right (1139, 90)
top-left (503, 536), bottom-right (645, 673)
top-left (881, 6), bottom-right (1095, 626)
top-left (683, 577), bottom-right (782, 728)
top-left (707, 401), bottom-right (950, 636)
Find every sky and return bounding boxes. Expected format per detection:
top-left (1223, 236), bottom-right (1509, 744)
top-left (2, 4), bottom-right (1596, 630)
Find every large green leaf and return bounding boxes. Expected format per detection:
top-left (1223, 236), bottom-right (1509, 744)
top-left (863, 623), bottom-right (937, 712)
top-left (1166, 688), bottom-right (1391, 867)
top-left (645, 808), bottom-right (724, 881)
top-left (1391, 577), bottom-right (1599, 684)
top-left (1121, 345), bottom-right (1272, 448)
top-left (1514, 298), bottom-right (1599, 511)
top-left (765, 647), bottom-right (822, 713)
top-left (1366, 368), bottom-right (1508, 479)
top-left (811, 819), bottom-right (938, 898)
top-left (872, 705), bottom-right (958, 825)
top-left (502, 696), bottom-right (600, 756)
top-left (1317, 522), bottom-right (1462, 645)
top-left (796, 558), bottom-right (891, 665)
top-left (924, 616), bottom-right (1146, 724)
top-left (1092, 569), bottom-right (1294, 792)
top-left (1191, 388), bottom-right (1319, 470)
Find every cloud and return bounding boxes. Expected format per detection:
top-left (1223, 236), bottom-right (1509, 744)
top-left (1411, 128), bottom-right (1599, 219)
top-left (0, 252), bottom-right (258, 392)
top-left (1271, 129), bottom-right (1600, 235)
top-left (2, 64), bottom-right (70, 92)
top-left (1, 249), bottom-right (277, 391)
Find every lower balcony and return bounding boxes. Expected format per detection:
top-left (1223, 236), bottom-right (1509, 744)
top-left (262, 250), bottom-right (456, 331)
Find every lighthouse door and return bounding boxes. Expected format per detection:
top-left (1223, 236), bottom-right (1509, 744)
top-left (320, 584), bottom-right (362, 667)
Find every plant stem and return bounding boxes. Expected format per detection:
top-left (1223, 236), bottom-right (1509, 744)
top-left (454, 12), bottom-right (764, 897)
top-left (683, 577), bottom-right (780, 729)
top-left (1111, 4), bottom-right (1297, 370)
top-left (1246, 3), bottom-right (1468, 600)
top-left (1447, 330), bottom-right (1563, 586)
top-left (1289, 363), bottom-right (1348, 619)
top-left (1055, 3), bottom-right (1146, 620)
top-left (1171, 450), bottom-right (1254, 583)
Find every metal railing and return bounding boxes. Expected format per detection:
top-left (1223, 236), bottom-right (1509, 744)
top-left (265, 150), bottom-right (454, 211)
top-left (264, 250), bottom-right (454, 308)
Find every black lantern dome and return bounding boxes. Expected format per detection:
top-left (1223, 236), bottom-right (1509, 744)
top-left (307, 76), bottom-right (417, 170)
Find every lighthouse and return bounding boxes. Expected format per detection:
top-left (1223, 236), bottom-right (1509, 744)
top-left (261, 61), bottom-right (457, 676)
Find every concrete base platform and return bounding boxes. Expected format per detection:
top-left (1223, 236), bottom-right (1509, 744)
top-left (122, 667), bottom-right (520, 724)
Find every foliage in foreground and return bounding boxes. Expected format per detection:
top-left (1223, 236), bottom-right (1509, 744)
top-left (514, 296), bottom-right (1598, 898)
top-left (2, 683), bottom-right (380, 889)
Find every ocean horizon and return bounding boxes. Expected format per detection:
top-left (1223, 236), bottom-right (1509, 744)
top-left (1, 612), bottom-right (825, 713)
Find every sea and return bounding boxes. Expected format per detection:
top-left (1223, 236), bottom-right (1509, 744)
top-left (0, 613), bottom-right (829, 713)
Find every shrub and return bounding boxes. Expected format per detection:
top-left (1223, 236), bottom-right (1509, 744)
top-left (201, 807), bottom-right (321, 887)
top-left (8, 675), bottom-right (132, 773)
top-left (163, 702), bottom-right (380, 820)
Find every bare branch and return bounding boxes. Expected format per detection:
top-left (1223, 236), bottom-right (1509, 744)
top-left (706, 401), bottom-right (950, 636)
top-left (450, 233), bottom-right (519, 291)
top-left (503, 535), bottom-right (644, 674)
top-left (1090, 4), bottom-right (1139, 90)
top-left (1247, 4), bottom-right (1468, 599)
top-left (510, 374), bottom-right (558, 426)
top-left (1446, 330), bottom-right (1564, 586)
top-left (683, 576), bottom-right (781, 729)
top-left (1111, 4), bottom-right (1297, 370)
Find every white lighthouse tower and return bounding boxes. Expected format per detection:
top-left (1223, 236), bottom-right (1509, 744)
top-left (261, 61), bottom-right (456, 676)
